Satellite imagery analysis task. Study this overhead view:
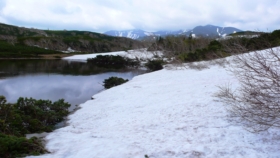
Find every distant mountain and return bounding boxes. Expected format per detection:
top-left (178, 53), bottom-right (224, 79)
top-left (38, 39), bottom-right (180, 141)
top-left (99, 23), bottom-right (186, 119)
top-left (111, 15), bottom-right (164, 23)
top-left (104, 29), bottom-right (190, 40)
top-left (153, 30), bottom-right (190, 36)
top-left (186, 25), bottom-right (242, 37)
top-left (104, 25), bottom-right (243, 40)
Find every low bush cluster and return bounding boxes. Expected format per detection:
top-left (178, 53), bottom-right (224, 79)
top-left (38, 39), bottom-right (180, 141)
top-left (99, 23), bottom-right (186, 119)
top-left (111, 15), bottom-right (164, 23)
top-left (103, 77), bottom-right (128, 89)
top-left (0, 134), bottom-right (47, 158)
top-left (178, 40), bottom-right (225, 62)
top-left (145, 59), bottom-right (164, 71)
top-left (0, 96), bottom-right (70, 157)
top-left (87, 55), bottom-right (140, 69)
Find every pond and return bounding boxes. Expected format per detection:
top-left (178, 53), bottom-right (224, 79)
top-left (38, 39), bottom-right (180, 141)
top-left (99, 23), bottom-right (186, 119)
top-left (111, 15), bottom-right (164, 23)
top-left (0, 59), bottom-right (145, 111)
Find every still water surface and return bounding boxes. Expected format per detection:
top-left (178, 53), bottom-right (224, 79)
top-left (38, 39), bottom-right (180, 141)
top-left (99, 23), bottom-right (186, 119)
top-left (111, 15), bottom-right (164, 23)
top-left (0, 59), bottom-right (144, 110)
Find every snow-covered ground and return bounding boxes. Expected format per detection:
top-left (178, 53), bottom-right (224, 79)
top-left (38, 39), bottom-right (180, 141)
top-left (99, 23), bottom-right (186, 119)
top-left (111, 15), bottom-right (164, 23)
top-left (29, 50), bottom-right (280, 158)
top-left (62, 49), bottom-right (162, 62)
top-left (63, 51), bottom-right (127, 61)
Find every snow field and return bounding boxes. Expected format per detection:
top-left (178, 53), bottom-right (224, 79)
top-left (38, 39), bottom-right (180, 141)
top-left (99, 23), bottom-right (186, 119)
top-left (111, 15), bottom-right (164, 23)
top-left (28, 58), bottom-right (280, 157)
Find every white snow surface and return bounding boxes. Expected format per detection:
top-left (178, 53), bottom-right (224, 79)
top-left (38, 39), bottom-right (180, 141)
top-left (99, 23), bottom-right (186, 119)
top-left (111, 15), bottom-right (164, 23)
top-left (127, 31), bottom-right (139, 39)
top-left (217, 28), bottom-right (221, 36)
top-left (144, 32), bottom-right (154, 36)
top-left (62, 51), bottom-right (127, 61)
top-left (119, 32), bottom-right (123, 37)
top-left (62, 49), bottom-right (162, 62)
top-left (29, 50), bottom-right (280, 158)
top-left (62, 47), bottom-right (78, 53)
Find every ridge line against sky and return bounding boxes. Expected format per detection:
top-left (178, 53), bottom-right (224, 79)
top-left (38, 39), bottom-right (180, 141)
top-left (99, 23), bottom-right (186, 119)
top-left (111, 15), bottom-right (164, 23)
top-left (0, 0), bottom-right (279, 33)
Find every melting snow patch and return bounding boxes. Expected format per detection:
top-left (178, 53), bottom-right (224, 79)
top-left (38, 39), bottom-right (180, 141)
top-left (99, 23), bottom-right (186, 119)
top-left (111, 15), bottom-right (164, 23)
top-left (63, 49), bottom-right (162, 62)
top-left (62, 47), bottom-right (78, 53)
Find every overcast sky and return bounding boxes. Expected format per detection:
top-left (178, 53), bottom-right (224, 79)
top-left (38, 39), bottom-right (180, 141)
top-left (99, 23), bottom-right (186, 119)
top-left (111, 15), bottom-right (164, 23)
top-left (0, 0), bottom-right (279, 33)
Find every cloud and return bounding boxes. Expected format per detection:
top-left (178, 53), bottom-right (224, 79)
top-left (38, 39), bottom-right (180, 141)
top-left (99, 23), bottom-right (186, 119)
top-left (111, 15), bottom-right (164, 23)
top-left (0, 0), bottom-right (279, 32)
top-left (0, 0), bottom-right (5, 9)
top-left (0, 0), bottom-right (7, 23)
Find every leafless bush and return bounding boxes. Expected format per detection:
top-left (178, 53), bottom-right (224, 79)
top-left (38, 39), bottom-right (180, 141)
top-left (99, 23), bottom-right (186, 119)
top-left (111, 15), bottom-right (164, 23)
top-left (220, 37), bottom-right (249, 55)
top-left (215, 46), bottom-right (280, 132)
top-left (150, 35), bottom-right (213, 64)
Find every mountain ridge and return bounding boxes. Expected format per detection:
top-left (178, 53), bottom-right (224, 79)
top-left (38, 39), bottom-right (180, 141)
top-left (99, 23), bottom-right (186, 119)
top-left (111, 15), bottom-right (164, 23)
top-left (104, 25), bottom-right (243, 40)
top-left (0, 23), bottom-right (144, 58)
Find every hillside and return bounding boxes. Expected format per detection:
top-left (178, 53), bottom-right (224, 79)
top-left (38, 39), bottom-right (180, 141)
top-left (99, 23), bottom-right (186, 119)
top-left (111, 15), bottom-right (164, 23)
top-left (227, 31), bottom-right (264, 38)
top-left (0, 23), bottom-right (144, 58)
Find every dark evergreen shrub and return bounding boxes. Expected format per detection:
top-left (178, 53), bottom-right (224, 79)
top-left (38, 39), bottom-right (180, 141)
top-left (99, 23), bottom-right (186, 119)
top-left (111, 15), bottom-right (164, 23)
top-left (0, 134), bottom-right (47, 158)
top-left (208, 40), bottom-right (222, 51)
top-left (103, 77), bottom-right (128, 89)
top-left (87, 55), bottom-right (140, 69)
top-left (145, 60), bottom-right (164, 71)
top-left (0, 96), bottom-right (70, 136)
top-left (0, 96), bottom-right (70, 157)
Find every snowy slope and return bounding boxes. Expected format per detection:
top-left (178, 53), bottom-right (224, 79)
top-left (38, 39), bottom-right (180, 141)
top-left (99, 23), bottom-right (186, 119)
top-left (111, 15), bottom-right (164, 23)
top-left (29, 50), bottom-right (280, 158)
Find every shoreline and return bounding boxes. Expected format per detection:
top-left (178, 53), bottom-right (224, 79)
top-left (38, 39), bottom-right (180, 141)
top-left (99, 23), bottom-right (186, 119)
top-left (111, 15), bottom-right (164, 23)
top-left (0, 54), bottom-right (77, 60)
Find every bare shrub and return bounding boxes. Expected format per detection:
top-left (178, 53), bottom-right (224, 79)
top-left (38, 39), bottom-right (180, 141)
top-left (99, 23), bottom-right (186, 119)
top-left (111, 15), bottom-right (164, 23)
top-left (215, 46), bottom-right (280, 132)
top-left (220, 36), bottom-right (249, 55)
top-left (149, 35), bottom-right (213, 64)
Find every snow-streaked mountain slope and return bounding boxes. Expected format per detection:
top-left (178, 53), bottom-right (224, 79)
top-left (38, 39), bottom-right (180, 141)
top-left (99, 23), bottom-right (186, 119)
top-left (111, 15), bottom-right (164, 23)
top-left (104, 30), bottom-right (151, 39)
top-left (104, 25), bottom-right (242, 39)
top-left (187, 24), bottom-right (242, 37)
top-left (104, 29), bottom-right (190, 40)
top-left (28, 48), bottom-right (280, 158)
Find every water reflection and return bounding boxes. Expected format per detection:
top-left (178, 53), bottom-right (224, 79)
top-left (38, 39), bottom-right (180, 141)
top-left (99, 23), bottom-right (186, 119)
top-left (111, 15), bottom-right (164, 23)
top-left (0, 59), bottom-right (138, 77)
top-left (0, 60), bottom-right (145, 110)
